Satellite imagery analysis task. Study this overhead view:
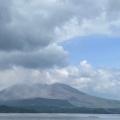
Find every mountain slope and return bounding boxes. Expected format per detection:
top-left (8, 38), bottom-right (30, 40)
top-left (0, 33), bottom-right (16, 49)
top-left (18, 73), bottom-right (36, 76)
top-left (0, 83), bottom-right (120, 108)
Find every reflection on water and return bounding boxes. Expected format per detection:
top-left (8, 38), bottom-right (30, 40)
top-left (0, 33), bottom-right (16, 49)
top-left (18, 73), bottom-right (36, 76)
top-left (0, 113), bottom-right (120, 120)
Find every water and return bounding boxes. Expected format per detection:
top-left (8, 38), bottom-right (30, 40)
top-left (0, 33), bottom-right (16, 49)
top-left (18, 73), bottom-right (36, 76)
top-left (0, 113), bottom-right (120, 120)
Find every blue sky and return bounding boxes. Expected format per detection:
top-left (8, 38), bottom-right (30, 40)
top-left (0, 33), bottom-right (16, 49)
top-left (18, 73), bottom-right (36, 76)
top-left (61, 35), bottom-right (120, 68)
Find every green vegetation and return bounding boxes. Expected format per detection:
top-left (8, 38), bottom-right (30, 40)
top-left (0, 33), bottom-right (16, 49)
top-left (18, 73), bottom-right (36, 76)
top-left (0, 105), bottom-right (37, 113)
top-left (24, 106), bottom-right (120, 114)
top-left (0, 105), bottom-right (120, 114)
top-left (0, 98), bottom-right (74, 108)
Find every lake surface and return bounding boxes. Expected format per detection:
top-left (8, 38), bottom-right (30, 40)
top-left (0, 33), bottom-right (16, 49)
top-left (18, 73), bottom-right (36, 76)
top-left (0, 113), bottom-right (120, 120)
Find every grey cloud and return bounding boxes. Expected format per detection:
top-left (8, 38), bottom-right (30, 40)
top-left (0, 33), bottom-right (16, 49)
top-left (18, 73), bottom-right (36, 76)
top-left (0, 0), bottom-right (120, 69)
top-left (0, 0), bottom-right (71, 68)
top-left (0, 0), bottom-right (119, 50)
top-left (0, 44), bottom-right (68, 69)
top-left (59, 0), bottom-right (105, 19)
top-left (0, 1), bottom-right (54, 51)
top-left (0, 0), bottom-right (106, 51)
top-left (106, 0), bottom-right (120, 21)
top-left (0, 0), bottom-right (12, 25)
top-left (107, 0), bottom-right (120, 13)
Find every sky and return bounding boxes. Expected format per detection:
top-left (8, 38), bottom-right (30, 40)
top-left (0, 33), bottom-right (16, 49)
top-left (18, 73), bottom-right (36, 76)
top-left (0, 0), bottom-right (120, 100)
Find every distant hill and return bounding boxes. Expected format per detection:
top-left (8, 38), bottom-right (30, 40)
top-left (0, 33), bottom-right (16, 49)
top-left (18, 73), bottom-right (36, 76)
top-left (0, 83), bottom-right (120, 108)
top-left (0, 98), bottom-right (74, 108)
top-left (0, 105), bottom-right (120, 114)
top-left (0, 105), bottom-right (37, 113)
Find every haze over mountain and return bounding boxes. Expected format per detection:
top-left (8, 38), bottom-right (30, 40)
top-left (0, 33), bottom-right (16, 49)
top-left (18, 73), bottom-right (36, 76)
top-left (0, 83), bottom-right (120, 108)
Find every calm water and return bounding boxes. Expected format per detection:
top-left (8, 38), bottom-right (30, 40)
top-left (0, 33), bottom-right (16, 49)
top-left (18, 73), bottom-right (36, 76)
top-left (0, 113), bottom-right (120, 120)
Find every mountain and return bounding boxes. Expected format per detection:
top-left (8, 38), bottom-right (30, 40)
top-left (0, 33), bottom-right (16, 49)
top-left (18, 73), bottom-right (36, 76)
top-left (0, 83), bottom-right (120, 108)
top-left (0, 83), bottom-right (86, 100)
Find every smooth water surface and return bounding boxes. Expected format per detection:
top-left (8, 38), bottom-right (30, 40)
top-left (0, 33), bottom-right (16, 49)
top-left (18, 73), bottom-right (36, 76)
top-left (0, 113), bottom-right (120, 120)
